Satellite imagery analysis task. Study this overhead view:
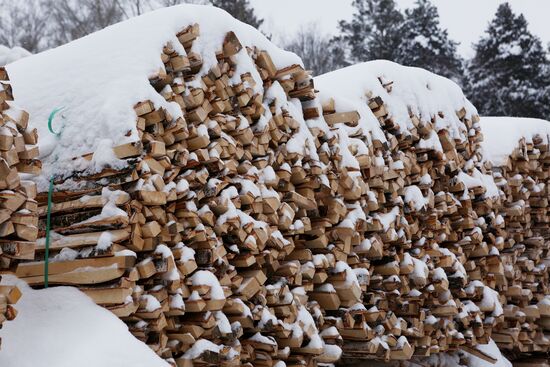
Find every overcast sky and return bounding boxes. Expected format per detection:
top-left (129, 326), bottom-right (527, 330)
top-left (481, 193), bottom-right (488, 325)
top-left (250, 0), bottom-right (550, 57)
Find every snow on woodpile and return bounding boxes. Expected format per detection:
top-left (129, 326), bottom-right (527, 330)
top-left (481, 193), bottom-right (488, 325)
top-left (0, 276), bottom-right (168, 367)
top-left (314, 61), bottom-right (499, 201)
top-left (462, 340), bottom-right (513, 367)
top-left (480, 116), bottom-right (550, 166)
top-left (315, 60), bottom-right (477, 145)
top-left (7, 4), bottom-right (301, 192)
top-left (0, 46), bottom-right (31, 66)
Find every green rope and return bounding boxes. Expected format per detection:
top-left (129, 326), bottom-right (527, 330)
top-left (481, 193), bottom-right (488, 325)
top-left (44, 107), bottom-right (65, 288)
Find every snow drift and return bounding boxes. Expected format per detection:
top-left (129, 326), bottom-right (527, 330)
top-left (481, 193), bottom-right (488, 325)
top-left (0, 276), bottom-right (168, 367)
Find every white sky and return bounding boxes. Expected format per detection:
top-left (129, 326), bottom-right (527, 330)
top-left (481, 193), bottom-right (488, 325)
top-left (250, 0), bottom-right (550, 57)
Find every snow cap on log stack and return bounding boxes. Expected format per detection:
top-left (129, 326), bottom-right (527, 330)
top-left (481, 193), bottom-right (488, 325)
top-left (480, 116), bottom-right (550, 166)
top-left (7, 4), bottom-right (301, 192)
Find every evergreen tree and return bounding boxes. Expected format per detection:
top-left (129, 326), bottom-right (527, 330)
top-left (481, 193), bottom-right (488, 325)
top-left (466, 2), bottom-right (550, 119)
top-left (334, 0), bottom-right (404, 63)
top-left (394, 0), bottom-right (463, 81)
top-left (210, 0), bottom-right (263, 30)
top-left (543, 51), bottom-right (550, 112)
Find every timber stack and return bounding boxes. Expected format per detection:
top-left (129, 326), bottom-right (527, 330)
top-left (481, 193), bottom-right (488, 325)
top-left (3, 5), bottom-right (549, 366)
top-left (0, 66), bottom-right (38, 348)
top-left (479, 117), bottom-right (550, 361)
top-left (314, 63), bottom-right (509, 363)
top-left (8, 8), bottom-right (334, 366)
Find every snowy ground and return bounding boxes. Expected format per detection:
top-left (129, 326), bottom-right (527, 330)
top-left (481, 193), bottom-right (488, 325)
top-left (0, 276), bottom-right (168, 367)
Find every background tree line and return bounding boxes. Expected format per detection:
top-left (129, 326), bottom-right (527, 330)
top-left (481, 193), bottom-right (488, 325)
top-left (1, 0), bottom-right (549, 119)
top-left (287, 0), bottom-right (550, 121)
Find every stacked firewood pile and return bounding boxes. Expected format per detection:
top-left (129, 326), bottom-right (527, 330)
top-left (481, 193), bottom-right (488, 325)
top-left (313, 63), bottom-right (513, 363)
top-left (13, 23), bottom-right (336, 366)
top-left (4, 7), bottom-right (549, 366)
top-left (479, 118), bottom-right (550, 359)
top-left (0, 66), bottom-right (38, 348)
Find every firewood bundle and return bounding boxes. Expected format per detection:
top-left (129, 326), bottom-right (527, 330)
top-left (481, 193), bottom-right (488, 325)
top-left (0, 66), bottom-right (38, 348)
top-left (479, 117), bottom-right (550, 357)
top-left (4, 6), bottom-right (549, 366)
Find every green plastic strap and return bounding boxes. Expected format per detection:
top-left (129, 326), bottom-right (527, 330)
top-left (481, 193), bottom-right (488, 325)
top-left (44, 107), bottom-right (64, 288)
top-left (44, 176), bottom-right (54, 288)
top-left (47, 107), bottom-right (65, 136)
